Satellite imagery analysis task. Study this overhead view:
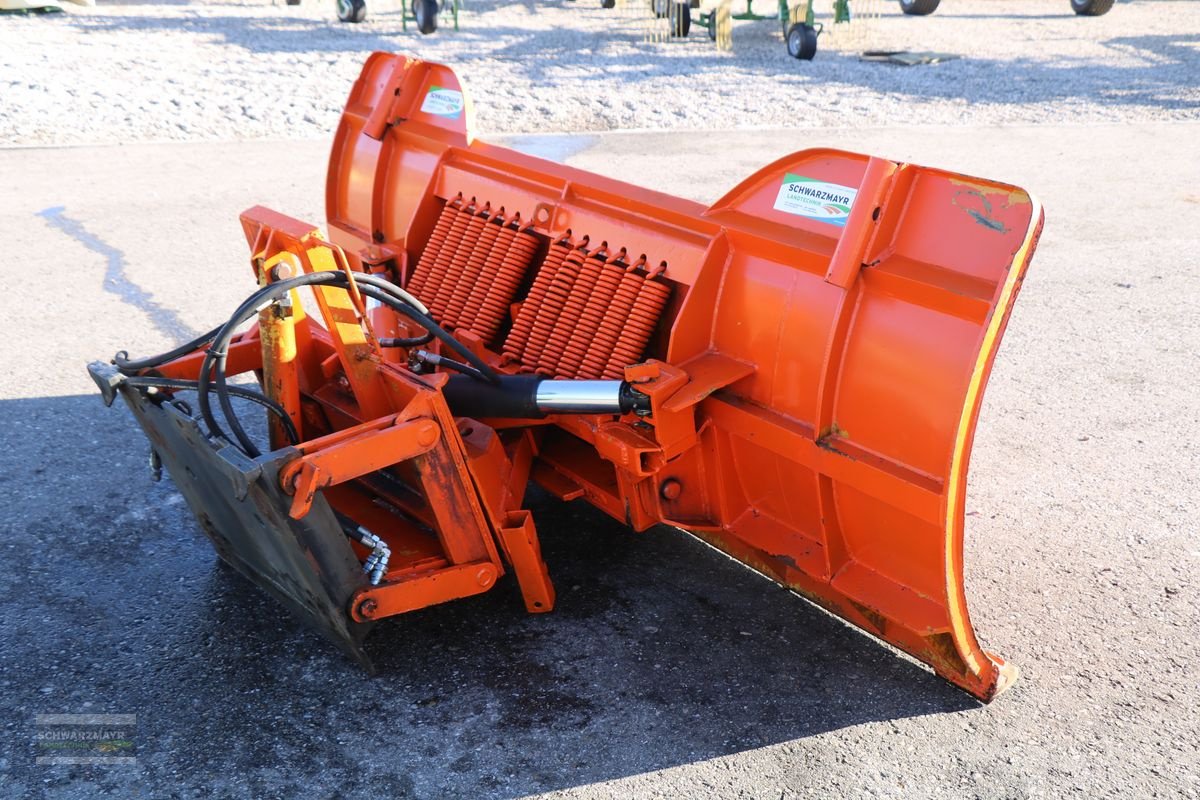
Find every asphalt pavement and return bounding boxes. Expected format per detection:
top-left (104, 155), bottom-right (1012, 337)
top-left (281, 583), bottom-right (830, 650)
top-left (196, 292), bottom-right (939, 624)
top-left (0, 123), bottom-right (1196, 798)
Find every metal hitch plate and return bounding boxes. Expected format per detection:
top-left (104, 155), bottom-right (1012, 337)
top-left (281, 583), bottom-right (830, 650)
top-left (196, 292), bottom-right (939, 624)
top-left (100, 366), bottom-right (375, 666)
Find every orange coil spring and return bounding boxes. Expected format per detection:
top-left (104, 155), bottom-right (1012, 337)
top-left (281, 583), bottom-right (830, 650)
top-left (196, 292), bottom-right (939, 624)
top-left (444, 206), bottom-right (503, 328)
top-left (602, 265), bottom-right (672, 380)
top-left (584, 258), bottom-right (646, 380)
top-left (521, 243), bottom-right (588, 371)
top-left (502, 236), bottom-right (572, 364)
top-left (537, 245), bottom-right (607, 376)
top-left (408, 195), bottom-right (461, 299)
top-left (471, 221), bottom-right (540, 343)
top-left (430, 204), bottom-right (487, 323)
top-left (421, 200), bottom-right (475, 311)
top-left (558, 248), bottom-right (627, 379)
top-left (459, 214), bottom-right (513, 332)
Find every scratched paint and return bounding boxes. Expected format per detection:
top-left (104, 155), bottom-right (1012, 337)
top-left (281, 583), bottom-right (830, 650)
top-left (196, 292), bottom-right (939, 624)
top-left (947, 177), bottom-right (1029, 207)
top-left (951, 190), bottom-right (1010, 234)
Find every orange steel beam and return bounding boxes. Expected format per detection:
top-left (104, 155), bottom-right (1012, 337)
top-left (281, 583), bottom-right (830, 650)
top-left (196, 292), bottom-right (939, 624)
top-left (280, 414), bottom-right (441, 520)
top-left (350, 561), bottom-right (500, 622)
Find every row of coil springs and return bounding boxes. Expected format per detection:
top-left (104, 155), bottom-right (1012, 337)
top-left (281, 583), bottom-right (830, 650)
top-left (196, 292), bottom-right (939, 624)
top-left (409, 194), bottom-right (673, 380)
top-left (502, 235), bottom-right (672, 380)
top-left (407, 195), bottom-right (540, 343)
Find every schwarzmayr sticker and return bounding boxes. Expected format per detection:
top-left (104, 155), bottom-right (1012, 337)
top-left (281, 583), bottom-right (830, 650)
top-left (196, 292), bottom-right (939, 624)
top-left (420, 86), bottom-right (464, 119)
top-left (773, 174), bottom-right (858, 227)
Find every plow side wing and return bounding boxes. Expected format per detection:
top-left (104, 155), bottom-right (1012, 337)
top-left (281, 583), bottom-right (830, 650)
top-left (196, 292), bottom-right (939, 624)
top-left (322, 54), bottom-right (1041, 699)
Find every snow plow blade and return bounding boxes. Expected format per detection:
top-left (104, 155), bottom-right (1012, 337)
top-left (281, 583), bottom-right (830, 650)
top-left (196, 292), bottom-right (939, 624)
top-left (93, 53), bottom-right (1042, 702)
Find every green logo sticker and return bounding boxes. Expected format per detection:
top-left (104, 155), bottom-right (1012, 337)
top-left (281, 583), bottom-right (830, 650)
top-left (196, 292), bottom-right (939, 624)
top-left (420, 86), bottom-right (464, 119)
top-left (773, 174), bottom-right (858, 227)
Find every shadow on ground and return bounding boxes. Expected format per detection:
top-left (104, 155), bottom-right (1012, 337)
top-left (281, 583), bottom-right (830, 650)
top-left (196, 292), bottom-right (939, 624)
top-left (0, 392), bottom-right (978, 798)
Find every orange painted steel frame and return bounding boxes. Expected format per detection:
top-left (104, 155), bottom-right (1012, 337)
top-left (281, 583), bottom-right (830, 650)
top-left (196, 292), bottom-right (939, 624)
top-left (204, 53), bottom-right (1041, 701)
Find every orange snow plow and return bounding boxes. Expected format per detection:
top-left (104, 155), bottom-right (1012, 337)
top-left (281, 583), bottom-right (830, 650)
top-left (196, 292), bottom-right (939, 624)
top-left (90, 53), bottom-right (1042, 701)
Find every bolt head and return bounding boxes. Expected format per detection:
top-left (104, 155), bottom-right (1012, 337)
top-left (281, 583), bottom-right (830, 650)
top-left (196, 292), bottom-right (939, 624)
top-left (660, 478), bottom-right (682, 501)
top-left (357, 598), bottom-right (378, 618)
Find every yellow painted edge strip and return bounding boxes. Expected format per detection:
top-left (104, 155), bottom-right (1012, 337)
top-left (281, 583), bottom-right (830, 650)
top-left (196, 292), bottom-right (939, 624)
top-left (943, 193), bottom-right (1044, 678)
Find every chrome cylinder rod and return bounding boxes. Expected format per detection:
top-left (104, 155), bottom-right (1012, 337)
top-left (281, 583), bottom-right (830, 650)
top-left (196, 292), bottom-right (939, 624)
top-left (535, 380), bottom-right (626, 414)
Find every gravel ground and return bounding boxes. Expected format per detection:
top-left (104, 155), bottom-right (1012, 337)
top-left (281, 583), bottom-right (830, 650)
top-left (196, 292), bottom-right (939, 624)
top-left (3, 0), bottom-right (1200, 145)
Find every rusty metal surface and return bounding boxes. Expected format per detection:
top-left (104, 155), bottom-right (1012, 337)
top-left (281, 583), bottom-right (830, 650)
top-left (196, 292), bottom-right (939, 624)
top-left (109, 371), bottom-right (374, 666)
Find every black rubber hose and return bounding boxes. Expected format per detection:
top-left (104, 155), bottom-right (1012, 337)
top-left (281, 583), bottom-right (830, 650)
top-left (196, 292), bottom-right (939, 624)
top-left (125, 376), bottom-right (299, 445)
top-left (200, 271), bottom-right (500, 457)
top-left (412, 352), bottom-right (491, 383)
top-left (378, 334), bottom-right (433, 348)
top-left (358, 285), bottom-right (499, 383)
top-left (199, 272), bottom-right (344, 456)
top-left (113, 324), bottom-right (224, 374)
top-left (199, 273), bottom-right (398, 455)
top-left (113, 270), bottom-right (433, 376)
top-left (350, 272), bottom-right (433, 348)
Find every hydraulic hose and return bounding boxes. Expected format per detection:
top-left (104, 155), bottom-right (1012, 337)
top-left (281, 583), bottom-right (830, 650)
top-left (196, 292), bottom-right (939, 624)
top-left (124, 376), bottom-right (300, 445)
top-left (409, 349), bottom-right (491, 383)
top-left (199, 272), bottom-right (343, 456)
top-left (199, 271), bottom-right (500, 457)
top-left (112, 268), bottom-right (500, 458)
top-left (113, 324), bottom-right (223, 374)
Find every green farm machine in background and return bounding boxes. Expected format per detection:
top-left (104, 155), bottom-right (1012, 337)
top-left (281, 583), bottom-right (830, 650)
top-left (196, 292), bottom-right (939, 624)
top-left (622, 0), bottom-right (1115, 59)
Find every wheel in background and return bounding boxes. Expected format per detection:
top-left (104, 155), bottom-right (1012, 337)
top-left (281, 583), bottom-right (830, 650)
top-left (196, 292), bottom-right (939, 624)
top-left (413, 0), bottom-right (438, 32)
top-left (336, 0), bottom-right (366, 22)
top-left (669, 0), bottom-right (690, 35)
top-left (898, 0), bottom-right (940, 15)
top-left (285, 0), bottom-right (300, 5)
top-left (601, 0), bottom-right (615, 7)
top-left (706, 10), bottom-right (716, 39)
top-left (651, 0), bottom-right (669, 17)
top-left (785, 22), bottom-right (818, 59)
top-left (1071, 0), bottom-right (1114, 15)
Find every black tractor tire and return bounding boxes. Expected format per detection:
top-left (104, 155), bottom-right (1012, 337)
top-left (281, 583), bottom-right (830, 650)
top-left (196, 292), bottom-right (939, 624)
top-left (1071, 0), bottom-right (1114, 15)
top-left (669, 0), bottom-right (691, 36)
top-left (785, 22), bottom-right (818, 60)
top-left (336, 0), bottom-right (366, 22)
top-left (707, 10), bottom-right (717, 39)
top-left (601, 0), bottom-right (615, 7)
top-left (898, 0), bottom-right (940, 15)
top-left (413, 0), bottom-right (438, 33)
top-left (286, 0), bottom-right (300, 5)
